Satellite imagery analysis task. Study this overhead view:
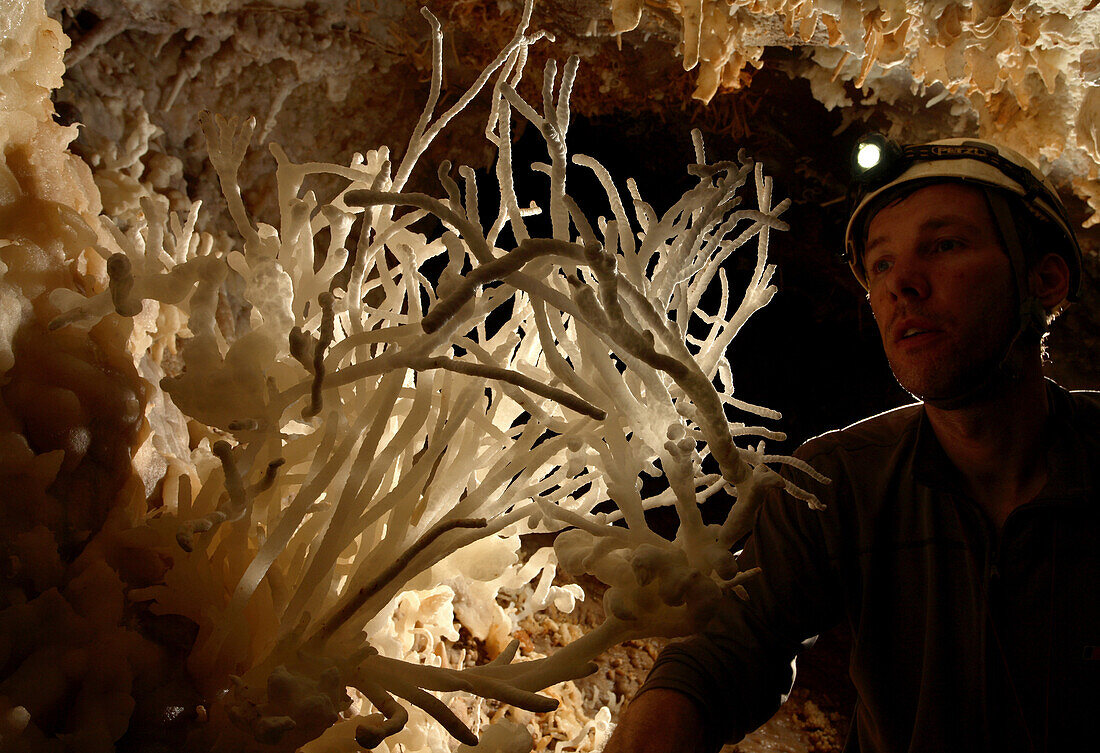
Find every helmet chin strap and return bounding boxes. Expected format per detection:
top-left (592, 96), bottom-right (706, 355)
top-left (921, 189), bottom-right (1045, 411)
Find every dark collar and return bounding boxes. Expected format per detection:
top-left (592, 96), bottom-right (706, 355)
top-left (912, 408), bottom-right (961, 492)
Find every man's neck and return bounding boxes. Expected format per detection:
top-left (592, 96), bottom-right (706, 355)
top-left (923, 358), bottom-right (1051, 528)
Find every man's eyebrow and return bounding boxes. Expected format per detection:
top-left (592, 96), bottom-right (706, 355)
top-left (865, 215), bottom-right (982, 257)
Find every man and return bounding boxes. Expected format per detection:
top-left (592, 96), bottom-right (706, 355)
top-left (603, 138), bottom-right (1099, 752)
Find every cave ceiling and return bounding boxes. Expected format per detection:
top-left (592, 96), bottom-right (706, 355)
top-left (45, 0), bottom-right (1100, 430)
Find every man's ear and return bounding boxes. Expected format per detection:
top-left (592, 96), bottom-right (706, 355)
top-left (1029, 252), bottom-right (1071, 310)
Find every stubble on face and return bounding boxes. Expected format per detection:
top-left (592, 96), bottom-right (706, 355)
top-left (882, 302), bottom-right (1016, 402)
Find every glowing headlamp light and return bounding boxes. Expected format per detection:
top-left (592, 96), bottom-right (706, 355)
top-left (856, 142), bottom-right (883, 170)
top-left (850, 133), bottom-right (902, 184)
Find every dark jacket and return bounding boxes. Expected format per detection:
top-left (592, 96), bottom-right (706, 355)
top-left (641, 383), bottom-right (1100, 752)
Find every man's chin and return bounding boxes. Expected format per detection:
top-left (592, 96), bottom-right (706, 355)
top-left (890, 363), bottom-right (969, 404)
top-left (893, 368), bottom-right (1010, 410)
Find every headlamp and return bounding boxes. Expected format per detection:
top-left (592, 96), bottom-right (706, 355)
top-left (850, 133), bottom-right (903, 185)
top-left (843, 133), bottom-right (906, 262)
top-left (856, 142), bottom-right (883, 171)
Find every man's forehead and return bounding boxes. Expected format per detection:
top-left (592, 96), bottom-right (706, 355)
top-left (865, 183), bottom-right (994, 250)
top-left (874, 181), bottom-right (989, 215)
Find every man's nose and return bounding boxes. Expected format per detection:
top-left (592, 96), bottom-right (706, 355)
top-left (885, 255), bottom-right (929, 300)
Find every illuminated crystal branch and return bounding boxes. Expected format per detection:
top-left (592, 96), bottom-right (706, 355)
top-left (41, 2), bottom-right (825, 751)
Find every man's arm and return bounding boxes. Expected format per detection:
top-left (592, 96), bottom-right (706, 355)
top-left (603, 688), bottom-right (711, 753)
top-left (606, 448), bottom-right (845, 748)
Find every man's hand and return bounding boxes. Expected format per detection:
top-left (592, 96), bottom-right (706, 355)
top-left (603, 688), bottom-right (712, 753)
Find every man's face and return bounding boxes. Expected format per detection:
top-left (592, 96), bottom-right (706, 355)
top-left (863, 183), bottom-right (1017, 402)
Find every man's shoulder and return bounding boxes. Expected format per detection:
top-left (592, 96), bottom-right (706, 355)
top-left (1067, 388), bottom-right (1100, 419)
top-left (775, 404), bottom-right (925, 531)
top-left (795, 402), bottom-right (923, 462)
top-left (1063, 389), bottom-right (1100, 451)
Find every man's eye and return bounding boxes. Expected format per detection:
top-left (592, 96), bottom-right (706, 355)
top-left (868, 258), bottom-right (892, 276)
top-left (934, 238), bottom-right (960, 252)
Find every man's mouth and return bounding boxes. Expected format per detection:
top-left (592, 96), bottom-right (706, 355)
top-left (892, 319), bottom-right (942, 346)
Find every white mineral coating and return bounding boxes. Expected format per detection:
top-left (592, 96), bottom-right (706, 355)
top-left (1, 0), bottom-right (824, 751)
top-left (456, 719), bottom-right (535, 752)
top-left (0, 0), bottom-right (65, 150)
top-left (611, 0), bottom-right (1100, 225)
